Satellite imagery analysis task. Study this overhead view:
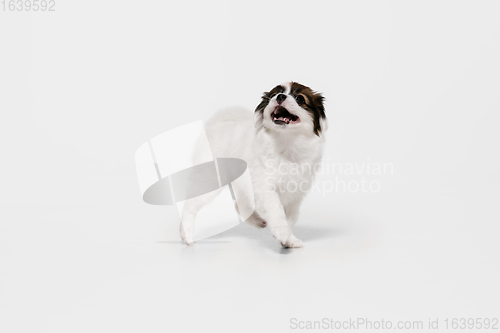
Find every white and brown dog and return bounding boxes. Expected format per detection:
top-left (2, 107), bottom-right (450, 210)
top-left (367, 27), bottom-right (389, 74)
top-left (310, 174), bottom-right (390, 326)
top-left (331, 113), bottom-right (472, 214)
top-left (180, 82), bottom-right (327, 248)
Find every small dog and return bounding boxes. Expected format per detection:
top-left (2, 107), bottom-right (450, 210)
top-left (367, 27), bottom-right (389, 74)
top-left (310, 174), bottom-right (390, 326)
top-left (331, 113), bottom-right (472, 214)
top-left (180, 82), bottom-right (327, 247)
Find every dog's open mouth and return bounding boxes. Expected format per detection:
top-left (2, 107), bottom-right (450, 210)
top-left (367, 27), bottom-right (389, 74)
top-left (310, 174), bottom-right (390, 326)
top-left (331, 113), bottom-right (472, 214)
top-left (271, 106), bottom-right (300, 125)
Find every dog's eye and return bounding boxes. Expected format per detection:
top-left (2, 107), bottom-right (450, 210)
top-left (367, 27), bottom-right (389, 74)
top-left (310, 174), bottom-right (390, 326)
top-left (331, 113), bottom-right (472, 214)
top-left (295, 95), bottom-right (305, 104)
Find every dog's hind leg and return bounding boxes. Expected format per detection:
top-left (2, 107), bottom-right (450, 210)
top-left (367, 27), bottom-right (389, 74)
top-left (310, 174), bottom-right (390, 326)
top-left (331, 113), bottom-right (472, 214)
top-left (179, 187), bottom-right (223, 245)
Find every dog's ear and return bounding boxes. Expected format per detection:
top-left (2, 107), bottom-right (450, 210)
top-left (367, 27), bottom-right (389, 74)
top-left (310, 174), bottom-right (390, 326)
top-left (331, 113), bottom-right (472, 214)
top-left (320, 114), bottom-right (328, 133)
top-left (312, 92), bottom-right (327, 136)
top-left (254, 92), bottom-right (269, 129)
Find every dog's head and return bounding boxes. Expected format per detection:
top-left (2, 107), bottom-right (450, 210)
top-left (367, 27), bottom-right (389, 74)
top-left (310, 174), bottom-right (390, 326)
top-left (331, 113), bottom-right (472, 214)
top-left (254, 82), bottom-right (327, 136)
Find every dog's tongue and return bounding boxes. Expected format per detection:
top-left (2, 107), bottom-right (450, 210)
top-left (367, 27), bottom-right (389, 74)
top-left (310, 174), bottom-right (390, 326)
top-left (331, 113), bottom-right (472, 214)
top-left (274, 116), bottom-right (291, 124)
top-left (273, 106), bottom-right (299, 125)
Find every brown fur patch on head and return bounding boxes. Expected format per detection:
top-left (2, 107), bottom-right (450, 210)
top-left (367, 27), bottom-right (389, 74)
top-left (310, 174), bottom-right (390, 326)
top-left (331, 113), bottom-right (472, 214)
top-left (289, 82), bottom-right (326, 136)
top-left (255, 84), bottom-right (285, 114)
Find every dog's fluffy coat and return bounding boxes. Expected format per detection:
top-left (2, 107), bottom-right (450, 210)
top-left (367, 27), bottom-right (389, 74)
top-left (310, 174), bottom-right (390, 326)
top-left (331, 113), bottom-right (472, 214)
top-left (180, 82), bottom-right (327, 247)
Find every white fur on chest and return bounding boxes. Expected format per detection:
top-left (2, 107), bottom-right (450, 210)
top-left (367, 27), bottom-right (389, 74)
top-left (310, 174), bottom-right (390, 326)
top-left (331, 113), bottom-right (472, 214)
top-left (249, 129), bottom-right (324, 206)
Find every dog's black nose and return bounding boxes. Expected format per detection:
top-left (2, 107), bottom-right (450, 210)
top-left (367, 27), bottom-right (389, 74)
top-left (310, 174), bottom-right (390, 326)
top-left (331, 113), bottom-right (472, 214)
top-left (276, 94), bottom-right (287, 104)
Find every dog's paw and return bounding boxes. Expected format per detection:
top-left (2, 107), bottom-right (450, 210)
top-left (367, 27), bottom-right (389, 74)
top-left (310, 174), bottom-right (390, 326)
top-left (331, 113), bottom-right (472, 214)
top-left (282, 235), bottom-right (303, 248)
top-left (270, 225), bottom-right (291, 245)
top-left (179, 223), bottom-right (194, 245)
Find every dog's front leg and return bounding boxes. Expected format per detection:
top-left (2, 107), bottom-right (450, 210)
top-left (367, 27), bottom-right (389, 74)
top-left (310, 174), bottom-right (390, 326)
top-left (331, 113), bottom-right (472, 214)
top-left (283, 202), bottom-right (304, 248)
top-left (257, 191), bottom-right (291, 246)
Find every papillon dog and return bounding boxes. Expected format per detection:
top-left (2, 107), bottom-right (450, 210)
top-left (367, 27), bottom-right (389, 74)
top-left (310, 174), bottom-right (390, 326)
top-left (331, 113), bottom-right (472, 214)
top-left (180, 82), bottom-right (327, 248)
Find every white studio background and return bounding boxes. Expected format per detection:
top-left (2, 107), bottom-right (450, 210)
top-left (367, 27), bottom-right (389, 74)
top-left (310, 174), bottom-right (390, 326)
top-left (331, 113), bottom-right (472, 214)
top-left (1, 1), bottom-right (499, 332)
